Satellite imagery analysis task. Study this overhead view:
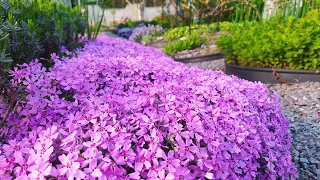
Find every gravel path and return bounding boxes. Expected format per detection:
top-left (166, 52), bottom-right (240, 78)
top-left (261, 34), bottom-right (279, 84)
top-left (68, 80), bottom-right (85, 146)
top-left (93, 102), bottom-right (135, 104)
top-left (269, 83), bottom-right (320, 180)
top-left (187, 60), bottom-right (320, 180)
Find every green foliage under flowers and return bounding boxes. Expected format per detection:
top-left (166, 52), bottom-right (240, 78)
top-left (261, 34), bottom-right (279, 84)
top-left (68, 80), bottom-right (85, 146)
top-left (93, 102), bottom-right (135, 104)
top-left (0, 17), bottom-right (11, 73)
top-left (0, 0), bottom-right (86, 67)
top-left (141, 34), bottom-right (153, 45)
top-left (163, 35), bottom-right (206, 56)
top-left (216, 10), bottom-right (320, 70)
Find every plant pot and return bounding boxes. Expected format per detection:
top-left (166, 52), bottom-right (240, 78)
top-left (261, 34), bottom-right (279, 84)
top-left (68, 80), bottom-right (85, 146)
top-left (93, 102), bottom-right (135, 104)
top-left (225, 63), bottom-right (320, 84)
top-left (174, 52), bottom-right (224, 63)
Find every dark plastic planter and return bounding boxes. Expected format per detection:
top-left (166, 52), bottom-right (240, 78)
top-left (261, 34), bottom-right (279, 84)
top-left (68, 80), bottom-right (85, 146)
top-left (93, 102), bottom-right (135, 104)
top-left (174, 52), bottom-right (224, 64)
top-left (226, 63), bottom-right (320, 84)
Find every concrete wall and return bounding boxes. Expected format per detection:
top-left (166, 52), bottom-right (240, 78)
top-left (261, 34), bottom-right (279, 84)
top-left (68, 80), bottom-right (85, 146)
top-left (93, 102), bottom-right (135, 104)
top-left (88, 4), bottom-right (175, 27)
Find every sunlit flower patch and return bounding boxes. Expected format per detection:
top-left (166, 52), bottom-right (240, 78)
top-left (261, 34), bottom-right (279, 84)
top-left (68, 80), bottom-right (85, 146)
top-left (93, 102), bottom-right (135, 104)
top-left (0, 35), bottom-right (297, 180)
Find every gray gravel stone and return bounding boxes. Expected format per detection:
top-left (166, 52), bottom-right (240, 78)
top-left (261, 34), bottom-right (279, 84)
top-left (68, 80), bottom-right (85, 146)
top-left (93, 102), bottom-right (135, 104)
top-left (300, 158), bottom-right (309, 164)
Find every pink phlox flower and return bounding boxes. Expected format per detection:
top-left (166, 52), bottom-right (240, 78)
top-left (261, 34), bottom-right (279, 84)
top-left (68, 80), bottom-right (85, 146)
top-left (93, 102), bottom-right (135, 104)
top-left (28, 99), bottom-right (47, 115)
top-left (111, 141), bottom-right (135, 166)
top-left (176, 137), bottom-right (198, 161)
top-left (83, 132), bottom-right (102, 152)
top-left (65, 112), bottom-right (83, 131)
top-left (9, 66), bottom-right (25, 80)
top-left (82, 148), bottom-right (103, 168)
top-left (83, 158), bottom-right (103, 178)
top-left (58, 153), bottom-right (86, 180)
top-left (157, 169), bottom-right (174, 180)
top-left (143, 128), bottom-right (160, 150)
top-left (158, 150), bottom-right (180, 173)
top-left (28, 161), bottom-right (52, 180)
top-left (2, 139), bottom-right (30, 162)
top-left (14, 155), bottom-right (34, 177)
top-left (134, 148), bottom-right (152, 172)
top-left (60, 130), bottom-right (78, 147)
top-left (174, 167), bottom-right (193, 180)
top-left (161, 94), bottom-right (176, 111)
top-left (31, 139), bottom-right (54, 162)
top-left (86, 98), bottom-right (103, 118)
top-left (50, 53), bottom-right (59, 62)
top-left (140, 114), bottom-right (155, 128)
top-left (265, 152), bottom-right (277, 172)
top-left (196, 149), bottom-right (213, 169)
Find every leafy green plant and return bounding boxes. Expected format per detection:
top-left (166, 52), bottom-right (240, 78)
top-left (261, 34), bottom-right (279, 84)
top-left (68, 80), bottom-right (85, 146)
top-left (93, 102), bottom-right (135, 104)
top-left (141, 34), bottom-right (153, 44)
top-left (163, 34), bottom-right (206, 56)
top-left (0, 0), bottom-right (86, 66)
top-left (84, 4), bottom-right (105, 40)
top-left (276, 0), bottom-right (320, 18)
top-left (217, 9), bottom-right (320, 70)
top-left (164, 23), bottom-right (216, 41)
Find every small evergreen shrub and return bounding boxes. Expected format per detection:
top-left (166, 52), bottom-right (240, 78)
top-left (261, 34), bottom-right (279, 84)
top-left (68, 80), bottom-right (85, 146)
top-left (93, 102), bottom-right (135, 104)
top-left (0, 0), bottom-right (86, 66)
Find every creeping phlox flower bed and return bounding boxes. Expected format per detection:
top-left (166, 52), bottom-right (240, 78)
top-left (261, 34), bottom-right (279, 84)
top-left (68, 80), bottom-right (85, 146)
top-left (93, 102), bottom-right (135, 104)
top-left (0, 35), bottom-right (297, 180)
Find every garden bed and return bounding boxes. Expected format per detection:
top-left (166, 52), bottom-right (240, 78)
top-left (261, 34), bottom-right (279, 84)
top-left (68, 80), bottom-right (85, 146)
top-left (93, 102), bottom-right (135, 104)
top-left (226, 63), bottom-right (320, 84)
top-left (0, 35), bottom-right (297, 179)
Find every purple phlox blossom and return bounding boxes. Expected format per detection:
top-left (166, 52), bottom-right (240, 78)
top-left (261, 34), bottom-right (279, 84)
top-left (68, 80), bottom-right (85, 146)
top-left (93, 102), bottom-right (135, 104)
top-left (160, 94), bottom-right (176, 111)
top-left (28, 161), bottom-right (52, 180)
top-left (13, 155), bottom-right (34, 177)
top-left (0, 34), bottom-right (297, 179)
top-left (134, 149), bottom-right (152, 172)
top-left (2, 139), bottom-right (30, 162)
top-left (157, 169), bottom-right (174, 180)
top-left (196, 148), bottom-right (213, 170)
top-left (31, 139), bottom-right (54, 162)
top-left (176, 137), bottom-right (198, 161)
top-left (83, 132), bottom-right (102, 152)
top-left (58, 153), bottom-right (86, 180)
top-left (82, 146), bottom-right (103, 168)
top-left (65, 112), bottom-right (83, 131)
top-left (51, 53), bottom-right (60, 62)
top-left (265, 152), bottom-right (277, 173)
top-left (83, 157), bottom-right (103, 178)
top-left (111, 141), bottom-right (135, 166)
top-left (158, 150), bottom-right (180, 173)
top-left (174, 167), bottom-right (193, 180)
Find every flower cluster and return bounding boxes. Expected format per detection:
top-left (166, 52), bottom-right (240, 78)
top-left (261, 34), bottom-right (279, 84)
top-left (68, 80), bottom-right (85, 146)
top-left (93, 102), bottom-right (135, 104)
top-left (129, 24), bottom-right (164, 42)
top-left (0, 35), bottom-right (297, 179)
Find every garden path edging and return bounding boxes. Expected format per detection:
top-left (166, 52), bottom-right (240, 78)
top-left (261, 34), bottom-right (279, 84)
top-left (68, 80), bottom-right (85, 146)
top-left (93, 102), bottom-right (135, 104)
top-left (147, 40), bottom-right (168, 49)
top-left (226, 63), bottom-right (320, 84)
top-left (174, 52), bottom-right (224, 64)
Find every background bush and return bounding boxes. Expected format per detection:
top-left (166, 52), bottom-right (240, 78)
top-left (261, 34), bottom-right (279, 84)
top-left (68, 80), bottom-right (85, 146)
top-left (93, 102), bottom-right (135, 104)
top-left (217, 9), bottom-right (320, 70)
top-left (0, 0), bottom-right (86, 67)
top-left (163, 34), bottom-right (206, 56)
top-left (164, 23), bottom-right (216, 41)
